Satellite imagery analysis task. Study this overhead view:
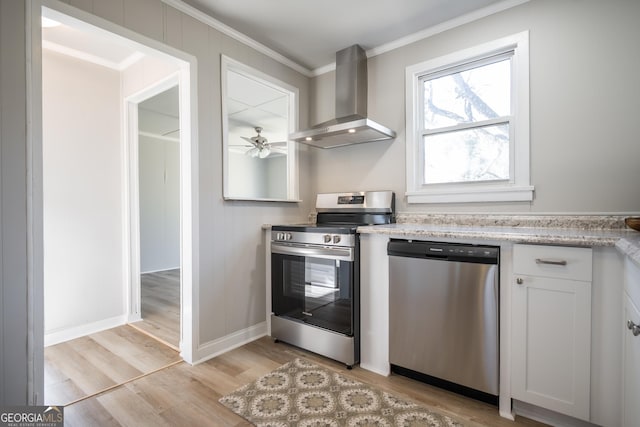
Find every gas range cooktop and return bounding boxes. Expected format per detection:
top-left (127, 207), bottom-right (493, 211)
top-left (271, 191), bottom-right (395, 245)
top-left (273, 191), bottom-right (395, 231)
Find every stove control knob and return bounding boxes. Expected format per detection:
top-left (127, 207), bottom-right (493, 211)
top-left (276, 232), bottom-right (283, 240)
top-left (333, 235), bottom-right (341, 244)
top-left (285, 232), bottom-right (293, 241)
top-left (323, 234), bottom-right (332, 243)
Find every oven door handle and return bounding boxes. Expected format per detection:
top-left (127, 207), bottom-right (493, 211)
top-left (271, 242), bottom-right (354, 261)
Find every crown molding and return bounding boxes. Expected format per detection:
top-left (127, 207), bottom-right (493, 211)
top-left (42, 39), bottom-right (144, 71)
top-left (310, 0), bottom-right (530, 76)
top-left (162, 0), bottom-right (529, 78)
top-left (161, 0), bottom-right (313, 77)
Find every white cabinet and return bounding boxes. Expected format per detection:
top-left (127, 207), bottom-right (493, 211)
top-left (512, 244), bottom-right (592, 421)
top-left (623, 257), bottom-right (640, 427)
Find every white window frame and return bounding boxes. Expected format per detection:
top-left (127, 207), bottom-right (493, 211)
top-left (405, 31), bottom-right (533, 204)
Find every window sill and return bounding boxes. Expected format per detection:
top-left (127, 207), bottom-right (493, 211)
top-left (406, 185), bottom-right (534, 204)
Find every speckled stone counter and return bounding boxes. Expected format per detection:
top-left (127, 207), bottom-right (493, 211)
top-left (357, 213), bottom-right (640, 264)
top-left (615, 235), bottom-right (640, 265)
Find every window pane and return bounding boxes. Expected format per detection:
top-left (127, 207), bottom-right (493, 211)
top-left (424, 124), bottom-right (509, 184)
top-left (423, 59), bottom-right (511, 129)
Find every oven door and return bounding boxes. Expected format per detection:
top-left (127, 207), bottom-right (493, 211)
top-left (271, 242), bottom-right (355, 336)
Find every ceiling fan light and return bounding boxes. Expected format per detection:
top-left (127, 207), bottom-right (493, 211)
top-left (248, 147), bottom-right (259, 157)
top-left (259, 147), bottom-right (271, 158)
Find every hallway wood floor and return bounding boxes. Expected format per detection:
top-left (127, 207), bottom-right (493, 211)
top-left (132, 269), bottom-right (180, 349)
top-left (58, 331), bottom-right (547, 427)
top-left (44, 325), bottom-right (181, 406)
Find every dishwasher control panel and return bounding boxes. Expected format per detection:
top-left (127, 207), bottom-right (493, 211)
top-left (387, 239), bottom-right (499, 264)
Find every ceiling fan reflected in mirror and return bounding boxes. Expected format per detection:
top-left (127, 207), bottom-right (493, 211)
top-left (236, 126), bottom-right (288, 159)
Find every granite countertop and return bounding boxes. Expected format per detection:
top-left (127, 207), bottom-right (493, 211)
top-left (358, 223), bottom-right (635, 246)
top-left (266, 213), bottom-right (640, 265)
top-left (615, 234), bottom-right (640, 265)
top-left (356, 213), bottom-right (640, 265)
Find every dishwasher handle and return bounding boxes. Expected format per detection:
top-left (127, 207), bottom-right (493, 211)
top-left (387, 239), bottom-right (499, 264)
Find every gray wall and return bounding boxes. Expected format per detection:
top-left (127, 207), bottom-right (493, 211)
top-left (0, 0), bottom-right (32, 405)
top-left (309, 0), bottom-right (640, 214)
top-left (52, 0), bottom-right (314, 343)
top-left (1, 0), bottom-right (312, 405)
top-left (139, 136), bottom-right (181, 273)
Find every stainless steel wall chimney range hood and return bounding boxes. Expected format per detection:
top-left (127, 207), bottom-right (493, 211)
top-left (290, 44), bottom-right (396, 149)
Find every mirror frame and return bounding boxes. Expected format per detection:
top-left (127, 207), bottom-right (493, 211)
top-left (221, 55), bottom-right (300, 202)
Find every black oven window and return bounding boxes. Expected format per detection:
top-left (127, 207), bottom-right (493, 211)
top-left (272, 254), bottom-right (354, 336)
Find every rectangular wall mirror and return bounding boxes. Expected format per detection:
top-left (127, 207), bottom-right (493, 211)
top-left (221, 55), bottom-right (299, 201)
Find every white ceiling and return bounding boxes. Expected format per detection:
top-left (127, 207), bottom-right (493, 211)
top-left (138, 86), bottom-right (180, 139)
top-left (42, 9), bottom-right (143, 71)
top-left (181, 0), bottom-right (519, 71)
top-left (40, 0), bottom-right (526, 139)
top-left (42, 0), bottom-right (527, 75)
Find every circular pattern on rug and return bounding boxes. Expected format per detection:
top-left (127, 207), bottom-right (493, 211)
top-left (219, 359), bottom-right (464, 427)
top-left (395, 410), bottom-right (450, 426)
top-left (255, 421), bottom-right (288, 427)
top-left (249, 392), bottom-right (290, 418)
top-left (339, 388), bottom-right (380, 412)
top-left (295, 369), bottom-right (331, 389)
top-left (296, 391), bottom-right (336, 415)
top-left (218, 395), bottom-right (246, 414)
top-left (382, 392), bottom-right (418, 409)
top-left (346, 414), bottom-right (391, 427)
top-left (298, 417), bottom-right (340, 427)
top-left (333, 373), bottom-right (362, 387)
top-left (294, 358), bottom-right (317, 369)
top-left (256, 371), bottom-right (290, 391)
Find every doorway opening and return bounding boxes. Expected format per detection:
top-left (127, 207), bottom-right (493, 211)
top-left (34, 0), bottom-right (199, 404)
top-left (127, 82), bottom-right (181, 350)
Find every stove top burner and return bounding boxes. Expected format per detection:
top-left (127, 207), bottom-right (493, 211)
top-left (271, 191), bottom-right (395, 245)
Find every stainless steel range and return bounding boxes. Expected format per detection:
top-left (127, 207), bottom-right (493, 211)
top-left (270, 191), bottom-right (395, 368)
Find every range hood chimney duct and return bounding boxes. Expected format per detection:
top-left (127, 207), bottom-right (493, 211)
top-left (290, 44), bottom-right (396, 148)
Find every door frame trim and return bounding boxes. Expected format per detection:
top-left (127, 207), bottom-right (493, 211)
top-left (28, 0), bottom-right (200, 401)
top-left (124, 73), bottom-right (181, 335)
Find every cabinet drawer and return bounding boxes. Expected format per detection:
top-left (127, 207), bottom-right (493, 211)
top-left (513, 244), bottom-right (592, 282)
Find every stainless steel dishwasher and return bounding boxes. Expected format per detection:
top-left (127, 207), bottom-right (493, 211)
top-left (388, 239), bottom-right (499, 404)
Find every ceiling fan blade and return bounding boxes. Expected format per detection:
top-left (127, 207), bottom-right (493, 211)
top-left (269, 141), bottom-right (288, 146)
top-left (241, 136), bottom-right (258, 146)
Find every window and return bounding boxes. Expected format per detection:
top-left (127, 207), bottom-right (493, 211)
top-left (406, 32), bottom-right (533, 203)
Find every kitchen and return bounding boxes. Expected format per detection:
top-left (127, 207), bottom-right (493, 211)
top-left (1, 0), bottom-right (640, 426)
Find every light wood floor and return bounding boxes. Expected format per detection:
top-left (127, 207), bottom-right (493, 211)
top-left (44, 325), bottom-right (181, 406)
top-left (131, 269), bottom-right (180, 349)
top-left (60, 330), bottom-right (547, 426)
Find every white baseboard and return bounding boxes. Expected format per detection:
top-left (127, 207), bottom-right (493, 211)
top-left (360, 362), bottom-right (390, 377)
top-left (44, 315), bottom-right (127, 347)
top-left (513, 400), bottom-right (597, 427)
top-left (192, 321), bottom-right (267, 364)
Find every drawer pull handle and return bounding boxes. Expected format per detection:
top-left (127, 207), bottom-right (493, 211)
top-left (535, 258), bottom-right (567, 266)
top-left (628, 320), bottom-right (640, 337)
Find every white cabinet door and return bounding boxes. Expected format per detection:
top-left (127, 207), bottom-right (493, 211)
top-left (512, 245), bottom-right (592, 421)
top-left (623, 294), bottom-right (640, 427)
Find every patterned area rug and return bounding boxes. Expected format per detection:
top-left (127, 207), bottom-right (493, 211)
top-left (219, 358), bottom-right (464, 426)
